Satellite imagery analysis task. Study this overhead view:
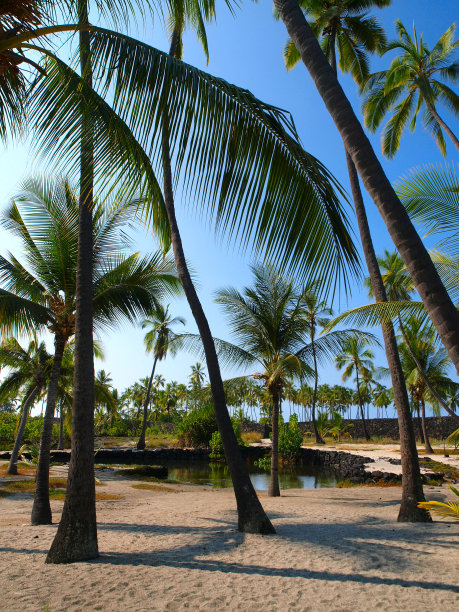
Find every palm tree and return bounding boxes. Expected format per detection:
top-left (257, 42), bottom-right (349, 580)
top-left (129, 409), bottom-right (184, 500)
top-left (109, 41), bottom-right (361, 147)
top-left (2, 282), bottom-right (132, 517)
top-left (0, 175), bottom-right (180, 526)
top-left (189, 363), bottom-right (206, 390)
top-left (273, 0), bottom-right (459, 376)
top-left (279, 0), bottom-right (432, 519)
top-left (335, 336), bottom-right (374, 440)
top-left (364, 21), bottom-right (459, 156)
top-left (302, 284), bottom-right (333, 443)
top-left (214, 265), bottom-right (315, 496)
top-left (0, 336), bottom-right (50, 474)
top-left (137, 304), bottom-right (185, 449)
top-left (399, 320), bottom-right (455, 453)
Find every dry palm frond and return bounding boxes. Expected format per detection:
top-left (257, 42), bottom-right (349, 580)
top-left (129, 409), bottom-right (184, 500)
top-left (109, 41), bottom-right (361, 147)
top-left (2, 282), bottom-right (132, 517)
top-left (418, 486), bottom-right (459, 522)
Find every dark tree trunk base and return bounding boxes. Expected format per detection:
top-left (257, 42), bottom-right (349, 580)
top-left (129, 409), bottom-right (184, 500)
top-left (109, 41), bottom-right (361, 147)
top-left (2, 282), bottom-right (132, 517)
top-left (397, 500), bottom-right (432, 523)
top-left (46, 515), bottom-right (99, 563)
top-left (7, 465), bottom-right (18, 475)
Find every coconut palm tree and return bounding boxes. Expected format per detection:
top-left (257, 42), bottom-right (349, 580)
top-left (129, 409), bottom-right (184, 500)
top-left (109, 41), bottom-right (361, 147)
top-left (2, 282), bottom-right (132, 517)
top-left (0, 336), bottom-right (50, 474)
top-left (301, 284), bottom-right (333, 443)
top-left (399, 319), bottom-right (455, 453)
top-left (335, 336), bottom-right (374, 440)
top-left (364, 21), bottom-right (459, 156)
top-left (0, 175), bottom-right (180, 526)
top-left (277, 0), bottom-right (433, 520)
top-left (273, 0), bottom-right (459, 378)
top-left (137, 304), bottom-right (185, 449)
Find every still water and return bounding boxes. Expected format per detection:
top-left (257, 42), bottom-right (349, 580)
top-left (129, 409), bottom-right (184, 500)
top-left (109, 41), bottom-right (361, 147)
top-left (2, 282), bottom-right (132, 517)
top-left (161, 460), bottom-right (337, 490)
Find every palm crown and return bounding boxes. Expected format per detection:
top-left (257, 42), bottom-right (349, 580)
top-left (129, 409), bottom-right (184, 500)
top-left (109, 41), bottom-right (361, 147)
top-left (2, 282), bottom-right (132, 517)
top-left (363, 20), bottom-right (459, 157)
top-left (0, 175), bottom-right (181, 341)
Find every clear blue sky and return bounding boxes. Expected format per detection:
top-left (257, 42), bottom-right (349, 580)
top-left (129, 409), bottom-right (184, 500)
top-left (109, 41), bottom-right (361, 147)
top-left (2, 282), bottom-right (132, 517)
top-left (0, 0), bottom-right (457, 409)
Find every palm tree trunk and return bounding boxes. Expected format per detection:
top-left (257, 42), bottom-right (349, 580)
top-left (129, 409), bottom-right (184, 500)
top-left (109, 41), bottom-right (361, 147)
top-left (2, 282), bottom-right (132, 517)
top-left (137, 356), bottom-right (158, 450)
top-left (268, 390), bottom-right (281, 497)
top-left (273, 0), bottom-right (459, 373)
top-left (355, 368), bottom-right (370, 441)
top-left (31, 335), bottom-right (66, 524)
top-left (414, 399), bottom-right (424, 443)
top-left (154, 33), bottom-right (274, 535)
top-left (311, 331), bottom-right (324, 444)
top-left (7, 385), bottom-right (41, 475)
top-left (330, 29), bottom-right (428, 521)
top-left (46, 0), bottom-right (98, 563)
top-left (58, 401), bottom-right (64, 450)
top-left (425, 101), bottom-right (459, 152)
top-left (421, 399), bottom-right (433, 454)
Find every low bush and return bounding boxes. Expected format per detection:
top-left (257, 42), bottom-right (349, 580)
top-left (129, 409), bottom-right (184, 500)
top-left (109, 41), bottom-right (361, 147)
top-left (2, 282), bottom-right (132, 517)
top-left (279, 413), bottom-right (303, 462)
top-left (209, 420), bottom-right (243, 460)
top-left (177, 404), bottom-right (217, 448)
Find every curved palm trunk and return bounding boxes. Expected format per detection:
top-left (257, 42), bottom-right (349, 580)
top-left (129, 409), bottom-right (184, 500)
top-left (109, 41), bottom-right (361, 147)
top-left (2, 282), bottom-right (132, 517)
top-left (31, 335), bottom-right (66, 525)
top-left (157, 34), bottom-right (274, 535)
top-left (425, 101), bottom-right (459, 152)
top-left (57, 401), bottom-right (65, 450)
top-left (273, 0), bottom-right (459, 373)
top-left (268, 390), bottom-right (281, 497)
top-left (47, 0), bottom-right (98, 563)
top-left (421, 399), bottom-right (433, 454)
top-left (137, 356), bottom-right (158, 450)
top-left (8, 385), bottom-right (41, 475)
top-left (355, 368), bottom-right (370, 441)
top-left (311, 330), bottom-right (324, 444)
top-left (331, 32), bottom-right (428, 521)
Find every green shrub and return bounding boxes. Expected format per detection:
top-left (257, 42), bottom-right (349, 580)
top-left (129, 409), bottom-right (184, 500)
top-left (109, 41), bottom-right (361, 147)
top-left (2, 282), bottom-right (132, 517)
top-left (177, 404), bottom-right (217, 447)
top-left (279, 413), bottom-right (303, 462)
top-left (0, 414), bottom-right (46, 444)
top-left (254, 455), bottom-right (271, 471)
top-left (209, 419), bottom-right (243, 460)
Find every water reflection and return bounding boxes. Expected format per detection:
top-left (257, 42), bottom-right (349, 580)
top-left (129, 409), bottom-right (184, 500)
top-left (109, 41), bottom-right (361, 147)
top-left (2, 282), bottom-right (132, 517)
top-left (162, 460), bottom-right (336, 490)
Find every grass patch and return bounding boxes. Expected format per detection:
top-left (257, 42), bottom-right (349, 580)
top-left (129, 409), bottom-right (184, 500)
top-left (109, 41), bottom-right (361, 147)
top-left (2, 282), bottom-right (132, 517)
top-left (336, 478), bottom-right (402, 488)
top-left (241, 431), bottom-right (263, 444)
top-left (96, 493), bottom-right (123, 501)
top-left (419, 458), bottom-right (459, 480)
top-left (0, 462), bottom-right (36, 477)
top-left (131, 483), bottom-right (175, 492)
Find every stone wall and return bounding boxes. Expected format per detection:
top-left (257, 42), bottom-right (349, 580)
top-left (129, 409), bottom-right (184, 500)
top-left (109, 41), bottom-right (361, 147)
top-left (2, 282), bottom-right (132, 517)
top-left (243, 416), bottom-right (458, 441)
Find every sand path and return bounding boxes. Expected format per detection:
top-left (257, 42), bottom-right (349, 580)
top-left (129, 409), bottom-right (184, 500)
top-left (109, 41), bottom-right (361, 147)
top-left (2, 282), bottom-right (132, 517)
top-left (0, 469), bottom-right (458, 611)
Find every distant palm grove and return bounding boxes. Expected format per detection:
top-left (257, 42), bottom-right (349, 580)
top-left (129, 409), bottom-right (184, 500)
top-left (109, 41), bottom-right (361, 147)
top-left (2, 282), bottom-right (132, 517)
top-left (0, 0), bottom-right (457, 563)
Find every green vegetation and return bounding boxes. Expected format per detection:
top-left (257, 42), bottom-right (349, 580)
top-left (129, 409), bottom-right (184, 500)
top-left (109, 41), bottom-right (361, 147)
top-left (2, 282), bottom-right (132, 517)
top-left (418, 486), bottom-right (459, 521)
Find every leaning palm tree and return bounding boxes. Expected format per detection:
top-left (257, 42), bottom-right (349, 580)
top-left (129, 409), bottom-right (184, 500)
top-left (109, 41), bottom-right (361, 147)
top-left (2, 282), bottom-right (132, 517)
top-left (278, 0), bottom-right (434, 520)
top-left (273, 0), bottom-right (459, 377)
top-left (364, 21), bottom-right (459, 156)
top-left (0, 175), bottom-right (181, 525)
top-left (137, 304), bottom-right (185, 449)
top-left (335, 336), bottom-right (375, 441)
top-left (0, 336), bottom-right (51, 474)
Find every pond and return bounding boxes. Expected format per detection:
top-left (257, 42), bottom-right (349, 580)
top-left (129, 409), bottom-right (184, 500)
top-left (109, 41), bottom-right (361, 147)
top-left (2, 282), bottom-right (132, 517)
top-left (160, 459), bottom-right (337, 490)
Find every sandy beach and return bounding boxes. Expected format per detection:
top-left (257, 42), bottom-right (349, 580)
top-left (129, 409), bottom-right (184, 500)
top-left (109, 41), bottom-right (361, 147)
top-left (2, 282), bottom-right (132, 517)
top-left (1, 461), bottom-right (458, 612)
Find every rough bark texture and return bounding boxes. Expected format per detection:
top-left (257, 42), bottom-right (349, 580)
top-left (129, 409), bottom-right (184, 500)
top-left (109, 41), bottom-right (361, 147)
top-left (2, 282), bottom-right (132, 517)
top-left (159, 34), bottom-right (274, 534)
top-left (46, 0), bottom-right (99, 563)
top-left (31, 335), bottom-right (66, 525)
top-left (137, 356), bottom-right (158, 450)
top-left (268, 392), bottom-right (281, 497)
top-left (273, 0), bottom-right (459, 373)
top-left (355, 368), bottom-right (370, 441)
top-left (7, 385), bottom-right (41, 475)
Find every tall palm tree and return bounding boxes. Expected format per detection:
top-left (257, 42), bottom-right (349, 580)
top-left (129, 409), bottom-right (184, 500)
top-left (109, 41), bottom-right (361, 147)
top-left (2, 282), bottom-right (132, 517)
top-left (335, 336), bottom-right (374, 440)
top-left (364, 21), bottom-right (459, 156)
top-left (0, 336), bottom-right (50, 474)
top-left (279, 0), bottom-right (431, 519)
top-left (273, 0), bottom-right (459, 378)
top-left (214, 265), bottom-right (314, 496)
top-left (301, 284), bottom-right (333, 443)
top-left (0, 175), bottom-right (180, 526)
top-left (137, 303), bottom-right (185, 449)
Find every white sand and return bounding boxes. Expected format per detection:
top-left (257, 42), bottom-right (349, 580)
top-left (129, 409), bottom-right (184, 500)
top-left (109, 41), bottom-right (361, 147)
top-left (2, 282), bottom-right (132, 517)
top-left (0, 464), bottom-right (458, 611)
